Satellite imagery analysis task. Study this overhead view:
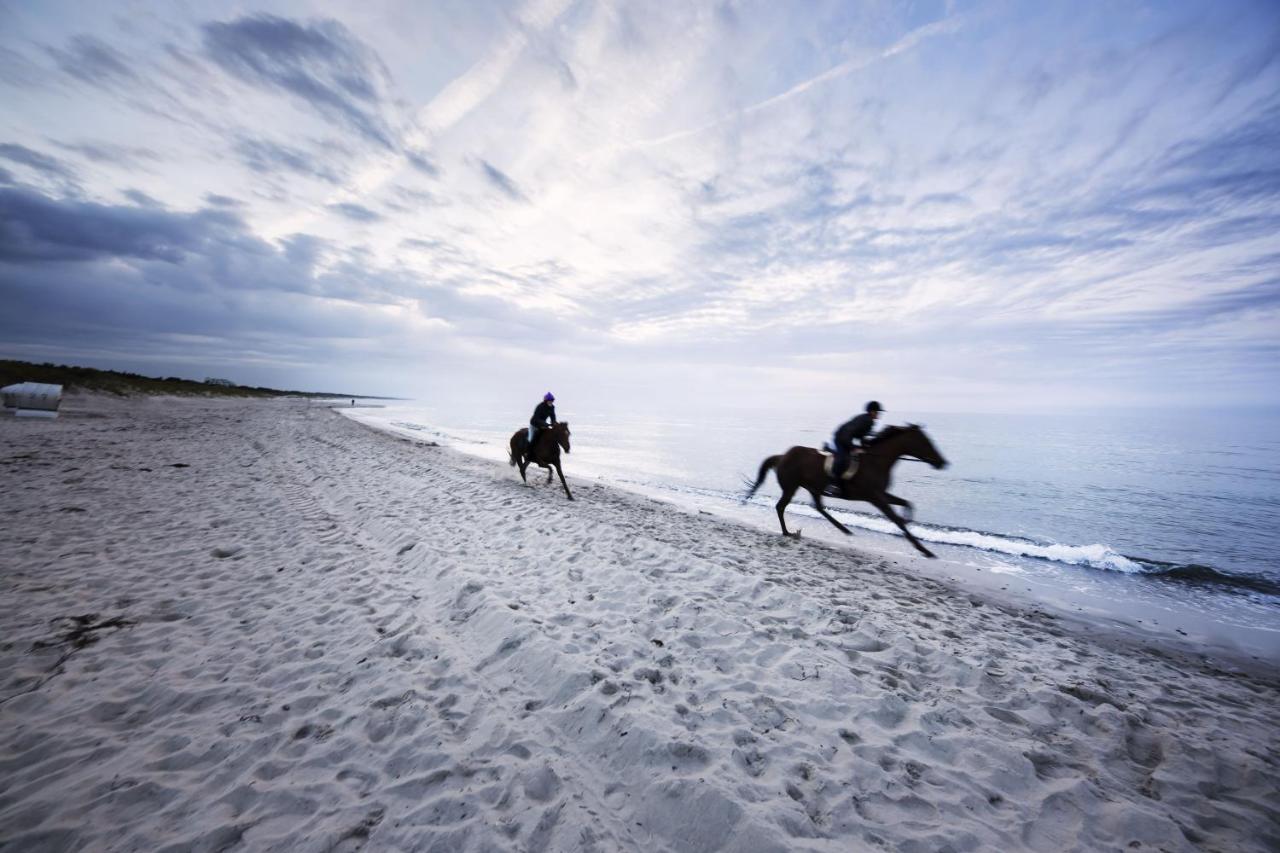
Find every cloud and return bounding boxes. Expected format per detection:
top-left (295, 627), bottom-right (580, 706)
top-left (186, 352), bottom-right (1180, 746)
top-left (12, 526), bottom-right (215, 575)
top-left (0, 143), bottom-right (79, 185)
top-left (406, 150), bottom-right (439, 176)
top-left (53, 140), bottom-right (161, 168)
top-left (479, 160), bottom-right (526, 201)
top-left (0, 185), bottom-right (237, 263)
top-left (202, 14), bottom-right (397, 149)
top-left (384, 186), bottom-right (442, 214)
top-left (203, 193), bottom-right (243, 208)
top-left (46, 35), bottom-right (136, 88)
top-left (0, 44), bottom-right (45, 88)
top-left (326, 202), bottom-right (382, 222)
top-left (913, 192), bottom-right (971, 208)
top-left (235, 137), bottom-right (348, 185)
top-left (0, 185), bottom-right (580, 386)
top-left (122, 189), bottom-right (165, 208)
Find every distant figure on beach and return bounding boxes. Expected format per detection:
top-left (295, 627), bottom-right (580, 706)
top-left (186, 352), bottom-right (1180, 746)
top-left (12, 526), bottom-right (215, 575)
top-left (350, 399), bottom-right (355, 407)
top-left (831, 400), bottom-right (882, 482)
top-left (528, 392), bottom-right (557, 446)
top-left (510, 392), bottom-right (573, 499)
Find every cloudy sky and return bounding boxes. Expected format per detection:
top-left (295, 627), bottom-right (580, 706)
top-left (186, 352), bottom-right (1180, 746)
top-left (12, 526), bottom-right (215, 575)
top-left (1, 0), bottom-right (1277, 413)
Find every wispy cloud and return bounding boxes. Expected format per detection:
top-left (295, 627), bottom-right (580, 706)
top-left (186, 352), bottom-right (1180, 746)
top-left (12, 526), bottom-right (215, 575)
top-left (0, 143), bottom-right (79, 187)
top-left (327, 202), bottom-right (382, 222)
top-left (202, 14), bottom-right (398, 149)
top-left (235, 137), bottom-right (348, 185)
top-left (53, 140), bottom-right (161, 168)
top-left (46, 35), bottom-right (136, 88)
top-left (479, 160), bottom-right (526, 202)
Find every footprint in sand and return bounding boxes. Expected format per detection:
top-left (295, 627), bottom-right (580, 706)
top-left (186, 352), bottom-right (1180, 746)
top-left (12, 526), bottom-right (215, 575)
top-left (522, 766), bottom-right (562, 802)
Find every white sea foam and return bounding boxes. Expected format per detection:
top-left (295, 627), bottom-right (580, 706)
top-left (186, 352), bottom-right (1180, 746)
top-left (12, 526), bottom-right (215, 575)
top-left (919, 527), bottom-right (1144, 572)
top-left (778, 503), bottom-right (1146, 572)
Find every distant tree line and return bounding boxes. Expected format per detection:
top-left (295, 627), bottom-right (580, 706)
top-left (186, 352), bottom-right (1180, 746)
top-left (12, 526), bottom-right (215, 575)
top-left (0, 360), bottom-right (368, 399)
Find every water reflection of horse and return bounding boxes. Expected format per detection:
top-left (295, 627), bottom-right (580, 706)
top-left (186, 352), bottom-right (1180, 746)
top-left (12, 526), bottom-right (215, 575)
top-left (744, 424), bottom-right (948, 557)
top-left (509, 422), bottom-right (573, 500)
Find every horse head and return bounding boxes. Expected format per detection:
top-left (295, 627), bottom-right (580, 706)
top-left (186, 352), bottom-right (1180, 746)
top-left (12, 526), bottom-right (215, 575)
top-left (903, 423), bottom-right (947, 469)
top-left (555, 422), bottom-right (571, 454)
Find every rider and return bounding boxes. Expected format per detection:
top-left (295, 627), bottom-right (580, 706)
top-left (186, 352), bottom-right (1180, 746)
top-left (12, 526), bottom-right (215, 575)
top-left (832, 400), bottom-right (882, 480)
top-left (528, 392), bottom-right (557, 452)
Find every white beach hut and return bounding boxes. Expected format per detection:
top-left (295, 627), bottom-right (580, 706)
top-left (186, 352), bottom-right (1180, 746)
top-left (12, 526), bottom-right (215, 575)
top-left (1, 382), bottom-right (63, 418)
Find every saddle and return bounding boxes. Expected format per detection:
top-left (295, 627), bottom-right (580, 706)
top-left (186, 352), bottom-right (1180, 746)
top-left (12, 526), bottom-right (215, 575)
top-left (822, 453), bottom-right (859, 481)
top-left (820, 446), bottom-right (858, 498)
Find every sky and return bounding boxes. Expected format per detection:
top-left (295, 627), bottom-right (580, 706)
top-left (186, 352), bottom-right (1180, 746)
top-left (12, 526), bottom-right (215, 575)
top-left (1, 0), bottom-right (1278, 415)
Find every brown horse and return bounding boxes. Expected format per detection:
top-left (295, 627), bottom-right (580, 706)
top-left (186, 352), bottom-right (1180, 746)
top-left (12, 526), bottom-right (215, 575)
top-left (744, 424), bottom-right (947, 557)
top-left (509, 422), bottom-right (573, 500)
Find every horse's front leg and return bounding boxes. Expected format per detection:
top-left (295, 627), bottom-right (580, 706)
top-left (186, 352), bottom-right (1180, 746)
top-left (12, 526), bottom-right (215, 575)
top-left (554, 461), bottom-right (573, 500)
top-left (882, 492), bottom-right (914, 523)
top-left (869, 493), bottom-right (934, 558)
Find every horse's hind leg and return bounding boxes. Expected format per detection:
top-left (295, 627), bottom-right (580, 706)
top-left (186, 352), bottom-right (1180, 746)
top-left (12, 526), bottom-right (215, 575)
top-left (776, 485), bottom-right (799, 538)
top-left (807, 490), bottom-right (852, 535)
top-left (869, 494), bottom-right (934, 558)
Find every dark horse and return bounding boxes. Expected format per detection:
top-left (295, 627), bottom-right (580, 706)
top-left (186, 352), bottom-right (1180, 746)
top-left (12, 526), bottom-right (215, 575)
top-left (509, 422), bottom-right (573, 500)
top-left (744, 424), bottom-right (947, 557)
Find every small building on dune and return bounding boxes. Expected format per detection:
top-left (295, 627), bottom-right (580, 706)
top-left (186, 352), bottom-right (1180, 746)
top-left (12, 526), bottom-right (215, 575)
top-left (1, 382), bottom-right (63, 418)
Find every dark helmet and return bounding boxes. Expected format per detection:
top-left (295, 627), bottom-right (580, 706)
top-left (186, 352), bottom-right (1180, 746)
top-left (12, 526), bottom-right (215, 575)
top-left (544, 392), bottom-right (555, 402)
top-left (865, 400), bottom-right (883, 413)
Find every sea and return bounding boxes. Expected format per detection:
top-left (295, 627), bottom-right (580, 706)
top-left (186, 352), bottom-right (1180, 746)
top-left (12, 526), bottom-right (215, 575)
top-left (339, 400), bottom-right (1280, 659)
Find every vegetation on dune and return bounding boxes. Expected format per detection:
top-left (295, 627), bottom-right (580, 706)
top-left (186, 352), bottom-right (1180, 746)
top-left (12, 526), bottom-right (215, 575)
top-left (0, 360), bottom-right (370, 399)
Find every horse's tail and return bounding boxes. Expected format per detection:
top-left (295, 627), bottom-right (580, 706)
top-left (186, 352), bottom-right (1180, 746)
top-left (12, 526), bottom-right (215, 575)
top-left (743, 454), bottom-right (781, 502)
top-left (509, 433), bottom-right (520, 466)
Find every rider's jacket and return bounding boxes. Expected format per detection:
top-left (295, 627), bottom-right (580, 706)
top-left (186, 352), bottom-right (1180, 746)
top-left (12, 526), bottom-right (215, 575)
top-left (531, 401), bottom-right (558, 429)
top-left (834, 413), bottom-right (875, 451)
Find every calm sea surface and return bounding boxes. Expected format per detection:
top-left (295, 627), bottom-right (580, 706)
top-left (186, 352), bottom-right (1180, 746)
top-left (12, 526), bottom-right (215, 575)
top-left (344, 401), bottom-right (1280, 639)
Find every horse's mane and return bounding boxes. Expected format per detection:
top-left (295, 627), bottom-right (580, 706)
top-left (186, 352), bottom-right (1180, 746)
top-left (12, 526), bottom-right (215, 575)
top-left (867, 424), bottom-right (914, 446)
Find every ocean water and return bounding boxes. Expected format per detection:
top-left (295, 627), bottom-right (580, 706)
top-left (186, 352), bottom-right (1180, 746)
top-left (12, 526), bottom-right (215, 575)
top-left (342, 401), bottom-right (1280, 646)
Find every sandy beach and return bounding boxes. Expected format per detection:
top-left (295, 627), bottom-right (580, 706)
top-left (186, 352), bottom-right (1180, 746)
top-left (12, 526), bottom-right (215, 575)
top-left (2, 394), bottom-right (1277, 852)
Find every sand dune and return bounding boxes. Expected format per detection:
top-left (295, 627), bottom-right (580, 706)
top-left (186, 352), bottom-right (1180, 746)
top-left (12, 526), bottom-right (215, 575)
top-left (1, 395), bottom-right (1276, 852)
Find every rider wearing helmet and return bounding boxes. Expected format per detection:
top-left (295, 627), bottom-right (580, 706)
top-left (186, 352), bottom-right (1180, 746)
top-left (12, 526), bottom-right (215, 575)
top-left (528, 392), bottom-right (558, 449)
top-left (832, 401), bottom-right (882, 480)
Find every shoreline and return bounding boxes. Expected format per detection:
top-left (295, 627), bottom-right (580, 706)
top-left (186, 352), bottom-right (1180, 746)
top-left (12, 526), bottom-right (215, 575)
top-left (2, 394), bottom-right (1277, 851)
top-left (340, 407), bottom-right (1280, 669)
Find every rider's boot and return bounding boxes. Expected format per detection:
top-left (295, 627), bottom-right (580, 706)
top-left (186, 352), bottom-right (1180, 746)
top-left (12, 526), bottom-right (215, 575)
top-left (826, 452), bottom-right (848, 497)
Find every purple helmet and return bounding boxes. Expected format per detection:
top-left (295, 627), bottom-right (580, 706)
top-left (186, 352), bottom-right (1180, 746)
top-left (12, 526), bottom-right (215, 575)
top-left (544, 392), bottom-right (555, 402)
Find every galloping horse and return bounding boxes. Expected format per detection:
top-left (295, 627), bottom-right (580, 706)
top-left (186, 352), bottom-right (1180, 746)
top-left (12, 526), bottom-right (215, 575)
top-left (744, 425), bottom-right (947, 557)
top-left (509, 422), bottom-right (573, 500)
